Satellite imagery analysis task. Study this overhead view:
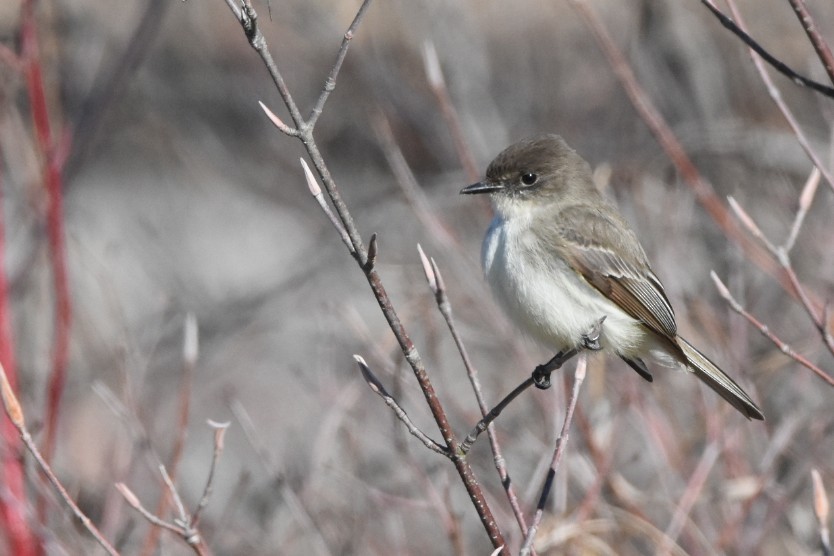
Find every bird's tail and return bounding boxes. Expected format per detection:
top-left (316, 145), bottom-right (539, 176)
top-left (677, 336), bottom-right (764, 421)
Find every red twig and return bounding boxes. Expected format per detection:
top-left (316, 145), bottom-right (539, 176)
top-left (0, 147), bottom-right (36, 556)
top-left (20, 0), bottom-right (72, 469)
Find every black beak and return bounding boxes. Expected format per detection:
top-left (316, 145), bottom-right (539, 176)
top-left (460, 180), bottom-right (503, 195)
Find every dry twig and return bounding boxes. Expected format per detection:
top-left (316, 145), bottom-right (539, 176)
top-left (0, 363), bottom-right (119, 555)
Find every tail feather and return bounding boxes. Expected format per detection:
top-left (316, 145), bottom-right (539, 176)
top-left (678, 337), bottom-right (764, 421)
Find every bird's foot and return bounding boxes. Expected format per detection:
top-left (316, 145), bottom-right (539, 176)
top-left (532, 348), bottom-right (577, 389)
top-left (581, 316), bottom-right (606, 351)
top-left (532, 317), bottom-right (606, 390)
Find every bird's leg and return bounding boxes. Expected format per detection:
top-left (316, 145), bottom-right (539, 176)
top-left (532, 316), bottom-right (606, 390)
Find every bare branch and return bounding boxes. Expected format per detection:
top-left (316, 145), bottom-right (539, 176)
top-left (785, 0), bottom-right (834, 87)
top-left (192, 420), bottom-right (230, 526)
top-left (353, 355), bottom-right (448, 457)
top-left (117, 483), bottom-right (183, 536)
top-left (521, 354), bottom-right (588, 555)
top-left (417, 246), bottom-right (534, 546)
top-left (722, 0), bottom-right (834, 194)
top-left (0, 363), bottom-right (119, 555)
top-left (461, 377), bottom-right (534, 454)
top-left (421, 40), bottom-right (480, 181)
top-left (307, 0), bottom-right (373, 129)
top-left (711, 272), bottom-right (834, 386)
top-left (699, 0), bottom-right (834, 98)
top-left (224, 1), bottom-right (508, 549)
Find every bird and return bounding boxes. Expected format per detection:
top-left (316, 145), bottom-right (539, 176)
top-left (460, 134), bottom-right (764, 420)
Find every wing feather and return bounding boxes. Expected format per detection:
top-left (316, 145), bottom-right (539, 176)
top-left (555, 207), bottom-right (678, 341)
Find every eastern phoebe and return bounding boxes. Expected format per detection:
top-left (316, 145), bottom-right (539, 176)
top-left (461, 134), bottom-right (764, 420)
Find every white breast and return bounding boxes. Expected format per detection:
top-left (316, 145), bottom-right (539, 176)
top-left (481, 210), bottom-right (645, 357)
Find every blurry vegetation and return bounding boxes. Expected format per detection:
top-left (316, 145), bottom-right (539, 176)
top-left (0, 0), bottom-right (833, 554)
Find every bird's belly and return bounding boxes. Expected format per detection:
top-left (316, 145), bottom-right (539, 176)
top-left (482, 216), bottom-right (644, 356)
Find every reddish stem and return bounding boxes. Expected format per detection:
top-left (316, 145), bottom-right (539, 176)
top-left (20, 0), bottom-right (72, 480)
top-left (0, 155), bottom-right (37, 556)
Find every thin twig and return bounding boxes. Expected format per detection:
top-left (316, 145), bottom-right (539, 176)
top-left (421, 40), bottom-right (480, 182)
top-left (722, 0), bottom-right (834, 195)
top-left (727, 189), bottom-right (834, 357)
top-left (374, 118), bottom-right (459, 248)
top-left (159, 464), bottom-right (189, 525)
top-left (699, 0), bottom-right (834, 98)
top-left (119, 424), bottom-right (225, 556)
top-left (520, 354), bottom-right (588, 555)
top-left (784, 0), bottom-right (834, 88)
top-left (568, 0), bottom-right (781, 288)
top-left (307, 0), bottom-right (373, 128)
top-left (418, 246), bottom-right (534, 546)
top-left (142, 314), bottom-right (200, 556)
top-left (0, 363), bottom-right (119, 555)
top-left (353, 355), bottom-right (448, 456)
top-left (657, 442), bottom-right (721, 556)
top-left (711, 272), bottom-right (834, 386)
top-left (225, 1), bottom-right (508, 549)
top-left (21, 0), bottom-right (72, 477)
top-left (192, 420), bottom-right (229, 526)
top-left (461, 377), bottom-right (534, 454)
top-left (116, 483), bottom-right (185, 536)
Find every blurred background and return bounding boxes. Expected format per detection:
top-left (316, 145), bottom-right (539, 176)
top-left (1, 0), bottom-right (833, 554)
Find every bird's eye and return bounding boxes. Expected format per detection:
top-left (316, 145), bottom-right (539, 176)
top-left (520, 172), bottom-right (538, 186)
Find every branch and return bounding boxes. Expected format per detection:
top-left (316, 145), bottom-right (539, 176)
top-left (353, 355), bottom-right (448, 457)
top-left (785, 0), bottom-right (834, 87)
top-left (418, 246), bottom-right (534, 545)
top-left (222, 1), bottom-right (508, 550)
top-left (699, 0), bottom-right (834, 98)
top-left (711, 272), bottom-right (833, 387)
top-left (721, 0), bottom-right (834, 195)
top-left (118, 423), bottom-right (226, 556)
top-left (520, 354), bottom-right (588, 555)
top-left (0, 363), bottom-right (119, 555)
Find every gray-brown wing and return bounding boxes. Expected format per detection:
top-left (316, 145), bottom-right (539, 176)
top-left (555, 206), bottom-right (678, 341)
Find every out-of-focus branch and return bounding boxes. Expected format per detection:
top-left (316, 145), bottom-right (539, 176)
top-left (520, 354), bottom-right (587, 555)
top-left (811, 469), bottom-right (831, 556)
top-left (0, 363), bottom-right (119, 555)
top-left (421, 40), bottom-right (480, 182)
top-left (20, 0), bottom-right (72, 473)
top-left (141, 314), bottom-right (200, 556)
top-left (568, 0), bottom-right (786, 289)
